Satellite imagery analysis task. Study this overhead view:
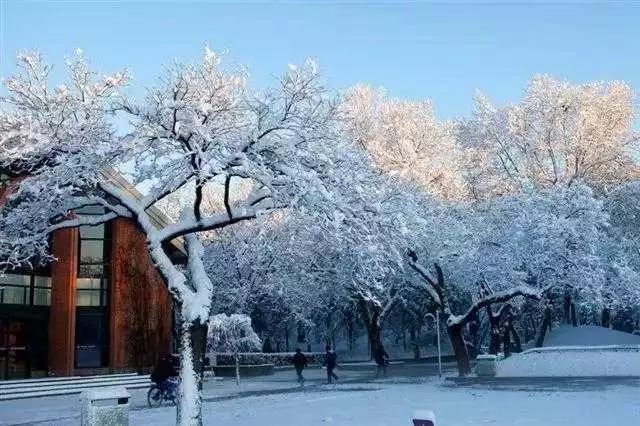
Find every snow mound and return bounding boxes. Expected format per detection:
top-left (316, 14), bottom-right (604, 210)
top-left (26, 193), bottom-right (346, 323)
top-left (498, 345), bottom-right (640, 377)
top-left (544, 325), bottom-right (640, 347)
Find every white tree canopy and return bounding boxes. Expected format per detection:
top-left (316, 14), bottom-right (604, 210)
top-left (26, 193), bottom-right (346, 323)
top-left (458, 75), bottom-right (639, 199)
top-left (341, 84), bottom-right (468, 200)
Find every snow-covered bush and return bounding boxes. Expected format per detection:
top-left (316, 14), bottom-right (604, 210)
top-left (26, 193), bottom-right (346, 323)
top-left (207, 313), bottom-right (260, 385)
top-left (208, 314), bottom-right (261, 353)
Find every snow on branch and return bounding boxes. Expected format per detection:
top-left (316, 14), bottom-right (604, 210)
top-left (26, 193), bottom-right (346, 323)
top-left (448, 286), bottom-right (542, 327)
top-left (158, 208), bottom-right (258, 242)
top-left (407, 257), bottom-right (442, 307)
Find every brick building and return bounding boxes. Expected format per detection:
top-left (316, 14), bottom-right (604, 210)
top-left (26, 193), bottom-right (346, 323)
top-left (0, 172), bottom-right (180, 379)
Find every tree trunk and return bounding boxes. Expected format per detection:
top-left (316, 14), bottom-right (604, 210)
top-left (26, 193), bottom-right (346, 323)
top-left (402, 327), bottom-right (407, 351)
top-left (570, 303), bottom-right (577, 327)
top-left (563, 292), bottom-right (572, 325)
top-left (447, 323), bottom-right (470, 376)
top-left (347, 320), bottom-right (355, 354)
top-left (409, 326), bottom-right (420, 360)
top-left (502, 326), bottom-right (511, 358)
top-left (535, 304), bottom-right (551, 348)
top-left (509, 323), bottom-right (522, 353)
top-left (234, 353), bottom-right (240, 387)
top-left (357, 299), bottom-right (383, 360)
top-left (487, 308), bottom-right (501, 355)
top-left (284, 325), bottom-right (289, 351)
top-left (602, 307), bottom-right (610, 328)
top-left (177, 319), bottom-right (208, 426)
top-left (367, 319), bottom-right (383, 360)
top-left (468, 310), bottom-right (481, 349)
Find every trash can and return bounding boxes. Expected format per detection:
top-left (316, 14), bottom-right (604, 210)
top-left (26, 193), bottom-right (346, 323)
top-left (80, 386), bottom-right (130, 426)
top-left (413, 410), bottom-right (436, 426)
top-left (475, 354), bottom-right (498, 377)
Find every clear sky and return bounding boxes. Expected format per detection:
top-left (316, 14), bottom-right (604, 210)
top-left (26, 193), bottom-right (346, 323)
top-left (1, 0), bottom-right (640, 121)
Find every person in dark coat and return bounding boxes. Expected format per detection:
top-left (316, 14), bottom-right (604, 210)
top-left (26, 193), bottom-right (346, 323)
top-left (151, 354), bottom-right (179, 394)
top-left (374, 345), bottom-right (390, 378)
top-left (291, 348), bottom-right (308, 385)
top-left (323, 345), bottom-right (339, 384)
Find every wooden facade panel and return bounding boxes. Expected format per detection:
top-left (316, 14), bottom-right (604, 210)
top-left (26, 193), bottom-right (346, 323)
top-left (109, 218), bottom-right (173, 371)
top-left (48, 228), bottom-right (78, 376)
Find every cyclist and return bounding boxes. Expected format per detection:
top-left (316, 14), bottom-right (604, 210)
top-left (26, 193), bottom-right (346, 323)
top-left (150, 353), bottom-right (179, 397)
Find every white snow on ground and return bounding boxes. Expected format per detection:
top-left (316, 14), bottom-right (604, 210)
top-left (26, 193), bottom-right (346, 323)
top-left (498, 345), bottom-right (640, 377)
top-left (97, 381), bottom-right (640, 425)
top-left (3, 367), bottom-right (640, 425)
top-left (544, 325), bottom-right (640, 347)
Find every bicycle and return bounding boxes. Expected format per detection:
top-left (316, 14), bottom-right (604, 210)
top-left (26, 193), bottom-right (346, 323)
top-left (147, 378), bottom-right (178, 408)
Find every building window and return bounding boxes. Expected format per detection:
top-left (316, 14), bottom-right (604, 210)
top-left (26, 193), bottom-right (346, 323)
top-left (73, 206), bottom-right (112, 368)
top-left (77, 278), bottom-right (108, 307)
top-left (0, 273), bottom-right (52, 306)
top-left (33, 276), bottom-right (52, 306)
top-left (76, 218), bottom-right (111, 307)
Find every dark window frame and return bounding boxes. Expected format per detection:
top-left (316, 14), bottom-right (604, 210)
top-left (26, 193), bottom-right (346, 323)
top-left (0, 270), bottom-right (52, 306)
top-left (75, 207), bottom-right (112, 308)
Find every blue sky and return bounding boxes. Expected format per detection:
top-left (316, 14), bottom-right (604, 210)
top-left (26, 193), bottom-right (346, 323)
top-left (2, 1), bottom-right (640, 121)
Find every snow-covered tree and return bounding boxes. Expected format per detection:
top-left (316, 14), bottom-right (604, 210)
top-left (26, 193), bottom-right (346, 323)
top-left (208, 313), bottom-right (261, 385)
top-left (0, 49), bottom-right (357, 425)
top-left (458, 75), bottom-right (639, 200)
top-left (600, 182), bottom-right (640, 324)
top-left (342, 84), bottom-right (468, 200)
top-left (205, 214), bottom-right (334, 347)
top-left (406, 183), bottom-right (613, 374)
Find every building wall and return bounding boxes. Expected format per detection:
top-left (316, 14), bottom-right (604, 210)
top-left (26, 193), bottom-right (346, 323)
top-left (109, 218), bottom-right (173, 371)
top-left (2, 175), bottom-right (173, 377)
top-left (48, 228), bottom-right (79, 376)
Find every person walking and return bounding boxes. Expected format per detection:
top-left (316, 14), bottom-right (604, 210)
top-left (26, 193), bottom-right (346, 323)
top-left (324, 345), bottom-right (339, 384)
top-left (292, 348), bottom-right (308, 385)
top-left (374, 345), bottom-right (390, 378)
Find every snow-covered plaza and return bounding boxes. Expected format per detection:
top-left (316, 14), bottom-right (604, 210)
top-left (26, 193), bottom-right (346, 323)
top-left (2, 367), bottom-right (639, 426)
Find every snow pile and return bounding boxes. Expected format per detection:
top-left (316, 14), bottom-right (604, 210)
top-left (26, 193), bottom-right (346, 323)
top-left (544, 325), bottom-right (640, 347)
top-left (498, 345), bottom-right (640, 377)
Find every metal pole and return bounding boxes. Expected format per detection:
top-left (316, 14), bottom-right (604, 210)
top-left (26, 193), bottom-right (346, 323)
top-left (436, 309), bottom-right (442, 378)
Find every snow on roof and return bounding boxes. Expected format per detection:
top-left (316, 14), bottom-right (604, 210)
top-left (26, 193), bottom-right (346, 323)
top-left (101, 167), bottom-right (185, 254)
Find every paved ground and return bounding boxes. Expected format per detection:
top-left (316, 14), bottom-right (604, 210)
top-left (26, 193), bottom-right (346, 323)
top-left (0, 363), bottom-right (452, 425)
top-left (3, 363), bottom-right (639, 425)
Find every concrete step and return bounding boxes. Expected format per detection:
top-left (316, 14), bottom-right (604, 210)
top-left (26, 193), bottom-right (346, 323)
top-left (0, 381), bottom-right (152, 401)
top-left (0, 373), bottom-right (222, 401)
top-left (0, 378), bottom-right (151, 395)
top-left (0, 374), bottom-right (149, 390)
top-left (0, 374), bottom-right (153, 401)
top-left (0, 372), bottom-right (138, 386)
